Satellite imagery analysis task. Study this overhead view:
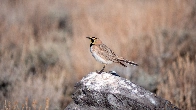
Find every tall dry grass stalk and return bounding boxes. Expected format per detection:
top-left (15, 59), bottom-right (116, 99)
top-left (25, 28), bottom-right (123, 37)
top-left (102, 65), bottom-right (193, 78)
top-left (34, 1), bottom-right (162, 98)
top-left (157, 55), bottom-right (196, 109)
top-left (1, 98), bottom-right (50, 110)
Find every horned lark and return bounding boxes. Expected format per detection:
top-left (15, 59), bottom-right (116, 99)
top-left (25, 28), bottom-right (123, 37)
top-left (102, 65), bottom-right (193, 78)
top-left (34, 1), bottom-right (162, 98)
top-left (86, 37), bottom-right (138, 74)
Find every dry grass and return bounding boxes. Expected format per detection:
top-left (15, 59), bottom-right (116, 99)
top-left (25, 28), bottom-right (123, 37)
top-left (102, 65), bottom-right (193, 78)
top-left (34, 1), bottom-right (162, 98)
top-left (157, 55), bottom-right (196, 109)
top-left (0, 0), bottom-right (195, 109)
top-left (1, 98), bottom-right (50, 110)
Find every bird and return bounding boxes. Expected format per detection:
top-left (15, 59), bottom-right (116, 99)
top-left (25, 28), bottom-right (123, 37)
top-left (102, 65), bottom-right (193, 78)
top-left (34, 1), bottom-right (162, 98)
top-left (86, 37), bottom-right (138, 74)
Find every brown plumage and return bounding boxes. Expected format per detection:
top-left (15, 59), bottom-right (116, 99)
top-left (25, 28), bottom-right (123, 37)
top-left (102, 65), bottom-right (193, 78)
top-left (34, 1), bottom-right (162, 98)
top-left (86, 37), bottom-right (138, 74)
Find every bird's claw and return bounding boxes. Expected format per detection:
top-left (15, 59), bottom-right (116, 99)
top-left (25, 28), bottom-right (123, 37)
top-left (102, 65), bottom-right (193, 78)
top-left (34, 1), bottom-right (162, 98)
top-left (96, 69), bottom-right (104, 74)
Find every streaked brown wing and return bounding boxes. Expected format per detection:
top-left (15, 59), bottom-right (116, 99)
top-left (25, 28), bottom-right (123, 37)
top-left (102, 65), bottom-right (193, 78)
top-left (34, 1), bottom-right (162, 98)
top-left (99, 44), bottom-right (118, 62)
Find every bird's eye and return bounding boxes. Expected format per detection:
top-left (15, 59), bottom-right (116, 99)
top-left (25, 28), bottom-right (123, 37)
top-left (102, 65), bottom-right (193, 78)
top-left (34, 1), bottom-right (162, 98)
top-left (92, 37), bottom-right (97, 39)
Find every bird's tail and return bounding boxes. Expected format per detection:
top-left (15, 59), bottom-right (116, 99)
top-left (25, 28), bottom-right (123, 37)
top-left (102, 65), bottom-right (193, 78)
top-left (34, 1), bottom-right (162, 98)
top-left (116, 57), bottom-right (138, 67)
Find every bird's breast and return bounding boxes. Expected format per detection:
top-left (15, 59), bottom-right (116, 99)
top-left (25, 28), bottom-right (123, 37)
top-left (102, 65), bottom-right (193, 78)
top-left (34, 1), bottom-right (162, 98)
top-left (90, 46), bottom-right (113, 64)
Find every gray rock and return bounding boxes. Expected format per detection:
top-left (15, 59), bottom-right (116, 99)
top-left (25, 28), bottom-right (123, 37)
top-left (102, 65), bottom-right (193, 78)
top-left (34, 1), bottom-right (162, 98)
top-left (65, 72), bottom-right (180, 110)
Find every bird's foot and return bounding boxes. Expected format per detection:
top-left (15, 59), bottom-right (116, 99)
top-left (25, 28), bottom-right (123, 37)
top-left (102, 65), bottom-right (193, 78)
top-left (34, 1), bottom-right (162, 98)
top-left (96, 70), bottom-right (99, 73)
top-left (96, 65), bottom-right (106, 74)
top-left (96, 69), bottom-right (104, 74)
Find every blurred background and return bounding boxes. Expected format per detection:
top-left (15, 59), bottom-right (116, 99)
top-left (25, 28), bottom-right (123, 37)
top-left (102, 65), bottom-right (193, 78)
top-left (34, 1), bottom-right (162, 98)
top-left (0, 0), bottom-right (195, 109)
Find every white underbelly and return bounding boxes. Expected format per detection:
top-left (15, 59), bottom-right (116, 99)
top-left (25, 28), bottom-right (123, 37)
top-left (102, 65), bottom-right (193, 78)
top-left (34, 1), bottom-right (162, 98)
top-left (91, 50), bottom-right (113, 64)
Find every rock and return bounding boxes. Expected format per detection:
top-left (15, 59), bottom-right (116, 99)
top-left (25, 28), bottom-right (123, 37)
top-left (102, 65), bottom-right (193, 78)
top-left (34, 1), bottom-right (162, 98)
top-left (65, 72), bottom-right (180, 110)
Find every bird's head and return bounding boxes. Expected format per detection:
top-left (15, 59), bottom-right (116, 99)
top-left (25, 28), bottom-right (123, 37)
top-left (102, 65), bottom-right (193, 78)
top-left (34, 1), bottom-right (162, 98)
top-left (86, 37), bottom-right (102, 45)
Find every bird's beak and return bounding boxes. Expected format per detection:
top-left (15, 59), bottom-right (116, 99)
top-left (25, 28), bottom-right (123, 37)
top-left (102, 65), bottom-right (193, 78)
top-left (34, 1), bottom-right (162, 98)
top-left (86, 37), bottom-right (91, 39)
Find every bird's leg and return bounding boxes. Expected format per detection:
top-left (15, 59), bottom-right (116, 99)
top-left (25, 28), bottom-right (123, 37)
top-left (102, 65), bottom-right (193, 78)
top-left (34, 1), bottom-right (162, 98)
top-left (99, 65), bottom-right (105, 74)
top-left (97, 64), bottom-right (106, 74)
